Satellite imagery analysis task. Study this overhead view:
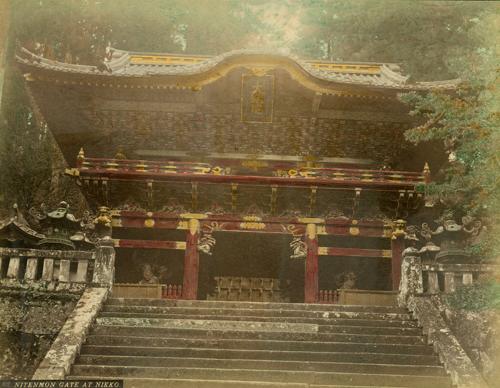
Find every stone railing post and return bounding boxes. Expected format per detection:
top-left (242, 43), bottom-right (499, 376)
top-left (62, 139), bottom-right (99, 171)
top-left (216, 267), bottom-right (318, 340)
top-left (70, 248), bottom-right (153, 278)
top-left (398, 249), bottom-right (423, 307)
top-left (6, 256), bottom-right (21, 279)
top-left (91, 238), bottom-right (115, 288)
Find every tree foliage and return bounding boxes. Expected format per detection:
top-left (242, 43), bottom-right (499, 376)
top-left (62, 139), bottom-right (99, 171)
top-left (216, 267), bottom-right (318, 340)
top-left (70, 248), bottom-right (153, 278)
top-left (293, 0), bottom-right (489, 80)
top-left (399, 9), bottom-right (499, 257)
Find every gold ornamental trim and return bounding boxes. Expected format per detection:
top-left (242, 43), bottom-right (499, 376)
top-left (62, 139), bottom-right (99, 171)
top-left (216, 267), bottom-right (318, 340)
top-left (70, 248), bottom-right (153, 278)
top-left (246, 66), bottom-right (274, 76)
top-left (111, 218), bottom-right (123, 228)
top-left (175, 241), bottom-right (187, 250)
top-left (64, 168), bottom-right (80, 177)
top-left (180, 213), bottom-right (208, 220)
top-left (298, 217), bottom-right (324, 224)
top-left (240, 222), bottom-right (266, 230)
top-left (144, 218), bottom-right (155, 228)
top-left (316, 225), bottom-right (327, 235)
top-left (177, 220), bottom-right (189, 230)
top-left (349, 226), bottom-right (360, 236)
top-left (243, 215), bottom-right (262, 222)
top-left (318, 247), bottom-right (328, 255)
top-left (241, 159), bottom-right (269, 170)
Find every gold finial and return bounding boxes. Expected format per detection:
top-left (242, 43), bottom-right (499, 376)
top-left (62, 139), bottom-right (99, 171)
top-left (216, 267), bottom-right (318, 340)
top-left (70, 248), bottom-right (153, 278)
top-left (115, 146), bottom-right (127, 160)
top-left (77, 147), bottom-right (85, 160)
top-left (423, 162), bottom-right (431, 184)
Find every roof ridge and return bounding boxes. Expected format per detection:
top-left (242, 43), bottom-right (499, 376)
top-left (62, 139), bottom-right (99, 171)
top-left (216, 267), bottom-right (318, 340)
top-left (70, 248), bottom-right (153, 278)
top-left (16, 47), bottom-right (459, 91)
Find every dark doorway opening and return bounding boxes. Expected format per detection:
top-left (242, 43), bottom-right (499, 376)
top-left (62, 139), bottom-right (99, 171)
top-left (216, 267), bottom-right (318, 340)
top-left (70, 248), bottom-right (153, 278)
top-left (201, 232), bottom-right (303, 302)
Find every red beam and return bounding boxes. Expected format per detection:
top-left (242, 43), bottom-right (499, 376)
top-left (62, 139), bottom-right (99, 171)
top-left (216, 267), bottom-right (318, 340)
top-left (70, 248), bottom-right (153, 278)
top-left (78, 169), bottom-right (421, 190)
top-left (318, 247), bottom-right (391, 258)
top-left (111, 211), bottom-right (389, 237)
top-left (80, 157), bottom-right (423, 177)
top-left (324, 225), bottom-right (387, 238)
top-left (114, 217), bottom-right (388, 238)
top-left (113, 239), bottom-right (185, 250)
top-left (114, 211), bottom-right (386, 227)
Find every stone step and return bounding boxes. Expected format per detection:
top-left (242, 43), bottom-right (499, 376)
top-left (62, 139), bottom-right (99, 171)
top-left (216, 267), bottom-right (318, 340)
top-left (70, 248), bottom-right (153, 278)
top-left (106, 298), bottom-right (406, 314)
top-left (66, 377), bottom-right (404, 388)
top-left (99, 310), bottom-right (419, 328)
top-left (80, 345), bottom-right (441, 365)
top-left (90, 326), bottom-right (425, 345)
top-left (81, 335), bottom-right (435, 355)
top-left (97, 317), bottom-right (319, 333)
top-left (102, 304), bottom-right (412, 321)
top-left (96, 317), bottom-right (423, 338)
top-left (75, 355), bottom-right (446, 376)
top-left (69, 365), bottom-right (453, 387)
top-left (93, 322), bottom-right (423, 337)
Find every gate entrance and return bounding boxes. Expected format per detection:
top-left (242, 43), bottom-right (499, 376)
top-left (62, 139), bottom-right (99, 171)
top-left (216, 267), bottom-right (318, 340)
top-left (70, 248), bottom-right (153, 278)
top-left (201, 232), bottom-right (304, 302)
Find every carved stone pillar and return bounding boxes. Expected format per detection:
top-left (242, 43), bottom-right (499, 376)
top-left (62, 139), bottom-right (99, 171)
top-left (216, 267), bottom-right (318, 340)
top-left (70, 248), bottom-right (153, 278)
top-left (398, 250), bottom-right (423, 307)
top-left (304, 223), bottom-right (319, 303)
top-left (92, 239), bottom-right (115, 288)
top-left (182, 219), bottom-right (200, 300)
top-left (92, 206), bottom-right (115, 288)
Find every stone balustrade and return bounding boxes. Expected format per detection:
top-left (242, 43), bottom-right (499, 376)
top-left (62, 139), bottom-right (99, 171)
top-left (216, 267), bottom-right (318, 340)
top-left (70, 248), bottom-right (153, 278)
top-left (399, 252), bottom-right (499, 305)
top-left (0, 247), bottom-right (94, 290)
top-left (421, 262), bottom-right (498, 294)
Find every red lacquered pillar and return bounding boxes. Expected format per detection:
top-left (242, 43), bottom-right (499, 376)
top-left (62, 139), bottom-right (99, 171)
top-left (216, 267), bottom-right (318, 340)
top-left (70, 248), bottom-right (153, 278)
top-left (182, 218), bottom-right (200, 299)
top-left (391, 220), bottom-right (406, 290)
top-left (304, 223), bottom-right (319, 303)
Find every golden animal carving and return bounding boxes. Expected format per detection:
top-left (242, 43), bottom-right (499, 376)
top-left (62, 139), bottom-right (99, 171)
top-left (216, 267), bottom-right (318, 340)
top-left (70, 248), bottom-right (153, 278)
top-left (392, 219), bottom-right (407, 239)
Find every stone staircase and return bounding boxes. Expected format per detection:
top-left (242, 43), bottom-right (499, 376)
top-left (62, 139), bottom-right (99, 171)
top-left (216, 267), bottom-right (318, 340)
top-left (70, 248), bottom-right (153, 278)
top-left (67, 298), bottom-right (453, 387)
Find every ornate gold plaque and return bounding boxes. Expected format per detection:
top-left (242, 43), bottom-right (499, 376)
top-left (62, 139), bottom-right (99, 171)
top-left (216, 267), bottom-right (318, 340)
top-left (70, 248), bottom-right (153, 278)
top-left (241, 73), bottom-right (274, 123)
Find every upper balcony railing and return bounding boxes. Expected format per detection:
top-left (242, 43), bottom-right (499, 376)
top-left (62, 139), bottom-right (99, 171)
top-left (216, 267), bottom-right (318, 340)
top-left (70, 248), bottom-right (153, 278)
top-left (73, 155), bottom-right (428, 190)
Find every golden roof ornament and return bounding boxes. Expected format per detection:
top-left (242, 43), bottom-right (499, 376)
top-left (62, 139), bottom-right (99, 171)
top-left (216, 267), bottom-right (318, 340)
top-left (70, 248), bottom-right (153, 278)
top-left (423, 162), bottom-right (431, 184)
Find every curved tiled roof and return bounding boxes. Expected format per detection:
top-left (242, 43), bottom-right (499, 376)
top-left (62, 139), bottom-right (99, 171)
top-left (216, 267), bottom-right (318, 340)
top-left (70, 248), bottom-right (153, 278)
top-left (16, 47), bottom-right (460, 91)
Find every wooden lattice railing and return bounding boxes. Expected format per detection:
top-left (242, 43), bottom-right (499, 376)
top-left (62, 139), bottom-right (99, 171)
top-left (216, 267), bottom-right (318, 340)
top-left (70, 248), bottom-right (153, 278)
top-left (318, 289), bottom-right (339, 303)
top-left (112, 283), bottom-right (182, 299)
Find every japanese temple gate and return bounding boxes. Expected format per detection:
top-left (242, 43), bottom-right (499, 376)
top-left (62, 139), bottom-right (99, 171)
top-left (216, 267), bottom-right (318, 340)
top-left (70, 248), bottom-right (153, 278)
top-left (16, 47), bottom-right (457, 303)
top-left (108, 210), bottom-right (404, 302)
